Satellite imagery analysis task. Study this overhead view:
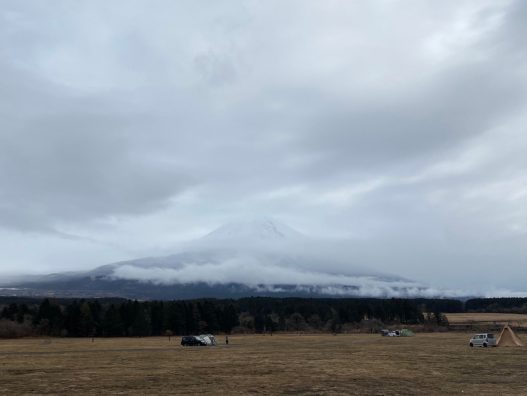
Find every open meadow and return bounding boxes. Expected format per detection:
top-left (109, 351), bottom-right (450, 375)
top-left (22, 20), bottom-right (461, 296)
top-left (0, 333), bottom-right (526, 395)
top-left (445, 313), bottom-right (527, 327)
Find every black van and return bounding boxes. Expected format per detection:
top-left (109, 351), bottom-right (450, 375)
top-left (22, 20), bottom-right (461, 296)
top-left (181, 336), bottom-right (206, 346)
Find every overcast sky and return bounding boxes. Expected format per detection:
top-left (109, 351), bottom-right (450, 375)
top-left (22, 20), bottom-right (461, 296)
top-left (1, 0), bottom-right (527, 292)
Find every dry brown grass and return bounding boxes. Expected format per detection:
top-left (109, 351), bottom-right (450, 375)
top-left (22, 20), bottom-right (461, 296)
top-left (0, 333), bottom-right (526, 395)
top-left (445, 313), bottom-right (527, 326)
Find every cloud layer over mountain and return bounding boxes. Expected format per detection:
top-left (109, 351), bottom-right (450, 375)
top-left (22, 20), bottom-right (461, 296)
top-left (1, 1), bottom-right (527, 293)
top-left (83, 220), bottom-right (522, 298)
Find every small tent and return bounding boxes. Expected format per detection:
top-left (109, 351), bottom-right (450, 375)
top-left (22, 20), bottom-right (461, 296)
top-left (198, 334), bottom-right (217, 346)
top-left (400, 329), bottom-right (415, 337)
top-left (497, 325), bottom-right (524, 347)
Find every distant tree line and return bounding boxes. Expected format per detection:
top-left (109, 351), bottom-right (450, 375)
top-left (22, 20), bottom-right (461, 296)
top-left (1, 299), bottom-right (238, 337)
top-left (465, 298), bottom-right (527, 313)
top-left (0, 297), bottom-right (466, 338)
top-left (4, 296), bottom-right (525, 339)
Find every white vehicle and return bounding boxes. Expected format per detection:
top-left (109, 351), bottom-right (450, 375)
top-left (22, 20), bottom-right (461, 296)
top-left (469, 333), bottom-right (496, 347)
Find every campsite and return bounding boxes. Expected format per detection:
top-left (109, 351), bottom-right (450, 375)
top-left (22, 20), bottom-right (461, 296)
top-left (1, 332), bottom-right (526, 395)
top-left (1, 297), bottom-right (526, 393)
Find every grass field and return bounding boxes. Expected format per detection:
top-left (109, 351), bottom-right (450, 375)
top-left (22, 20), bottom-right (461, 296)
top-left (0, 333), bottom-right (526, 395)
top-left (445, 313), bottom-right (527, 326)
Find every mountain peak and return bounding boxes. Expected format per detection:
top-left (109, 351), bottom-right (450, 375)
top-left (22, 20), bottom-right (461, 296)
top-left (202, 218), bottom-right (304, 242)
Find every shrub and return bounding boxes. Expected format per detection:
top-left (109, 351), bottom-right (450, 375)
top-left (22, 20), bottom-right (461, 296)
top-left (0, 320), bottom-right (34, 338)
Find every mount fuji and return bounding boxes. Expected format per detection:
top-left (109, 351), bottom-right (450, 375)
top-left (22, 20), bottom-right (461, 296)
top-left (0, 219), bottom-right (433, 299)
top-left (203, 218), bottom-right (304, 242)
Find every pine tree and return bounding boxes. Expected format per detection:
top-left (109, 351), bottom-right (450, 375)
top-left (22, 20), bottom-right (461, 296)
top-left (64, 301), bottom-right (82, 336)
top-left (221, 304), bottom-right (238, 334)
top-left (79, 302), bottom-right (95, 337)
top-left (164, 302), bottom-right (184, 335)
top-left (130, 306), bottom-right (151, 337)
top-left (101, 304), bottom-right (124, 336)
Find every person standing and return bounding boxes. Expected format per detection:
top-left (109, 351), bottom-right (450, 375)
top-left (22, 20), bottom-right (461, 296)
top-left (225, 335), bottom-right (229, 345)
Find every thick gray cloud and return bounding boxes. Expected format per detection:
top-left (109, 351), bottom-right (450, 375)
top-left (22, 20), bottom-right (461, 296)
top-left (1, 0), bottom-right (527, 293)
top-left (0, 108), bottom-right (193, 231)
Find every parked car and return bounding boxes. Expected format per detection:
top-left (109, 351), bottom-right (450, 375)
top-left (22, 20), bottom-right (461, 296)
top-left (469, 333), bottom-right (496, 347)
top-left (181, 336), bottom-right (207, 346)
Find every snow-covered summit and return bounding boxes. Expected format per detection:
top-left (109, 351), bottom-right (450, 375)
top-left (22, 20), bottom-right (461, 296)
top-left (201, 218), bottom-right (305, 243)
